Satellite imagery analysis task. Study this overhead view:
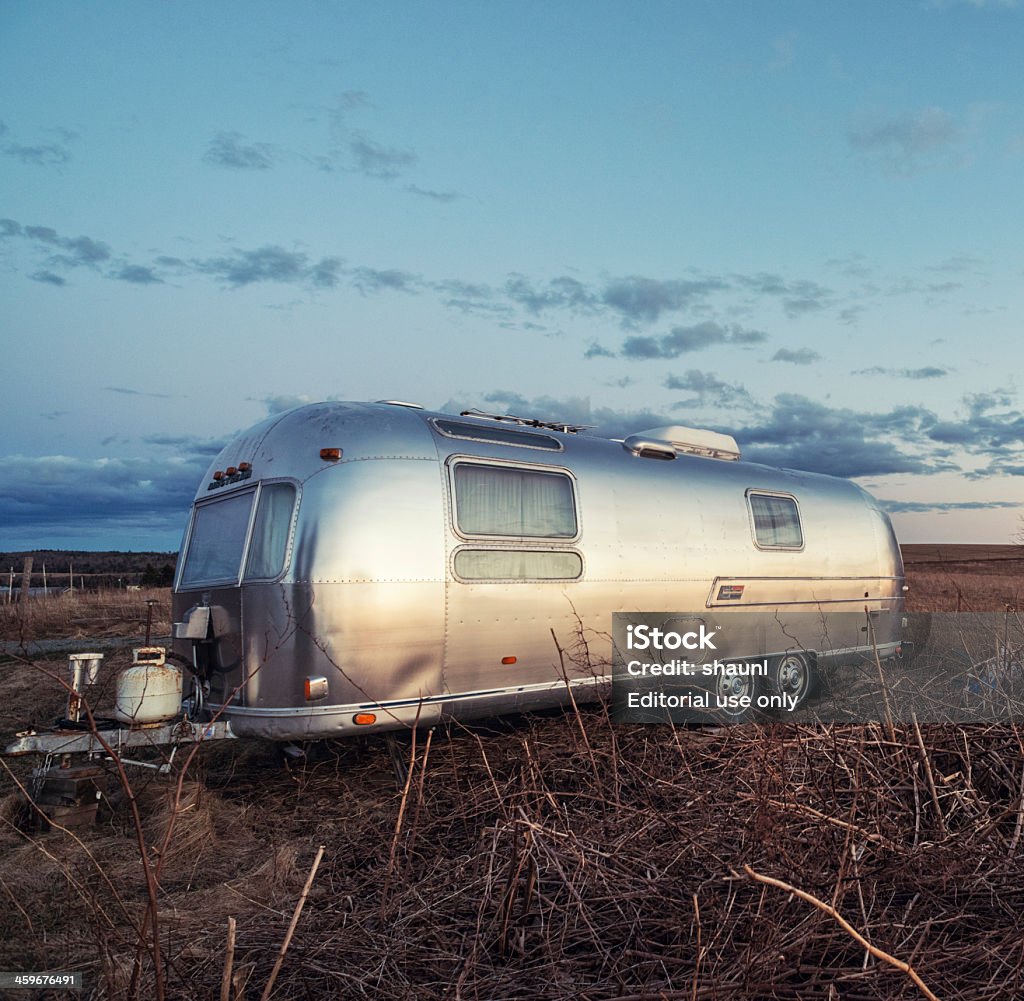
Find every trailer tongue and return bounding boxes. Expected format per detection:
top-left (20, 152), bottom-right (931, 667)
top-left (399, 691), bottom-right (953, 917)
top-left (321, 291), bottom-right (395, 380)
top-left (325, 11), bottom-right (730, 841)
top-left (6, 644), bottom-right (235, 757)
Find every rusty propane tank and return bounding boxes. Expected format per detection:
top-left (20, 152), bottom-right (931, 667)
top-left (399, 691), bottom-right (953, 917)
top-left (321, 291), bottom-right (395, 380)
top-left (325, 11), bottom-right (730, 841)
top-left (114, 647), bottom-right (183, 726)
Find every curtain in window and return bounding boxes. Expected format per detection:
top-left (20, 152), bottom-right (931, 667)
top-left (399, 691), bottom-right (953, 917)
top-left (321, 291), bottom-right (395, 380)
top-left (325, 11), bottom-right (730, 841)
top-left (455, 465), bottom-right (576, 538)
top-left (455, 549), bottom-right (582, 579)
top-left (244, 483), bottom-right (296, 580)
top-left (750, 494), bottom-right (802, 547)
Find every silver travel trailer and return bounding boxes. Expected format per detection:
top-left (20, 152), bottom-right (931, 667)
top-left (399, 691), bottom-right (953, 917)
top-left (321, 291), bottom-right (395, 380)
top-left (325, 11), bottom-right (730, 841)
top-left (171, 401), bottom-right (905, 739)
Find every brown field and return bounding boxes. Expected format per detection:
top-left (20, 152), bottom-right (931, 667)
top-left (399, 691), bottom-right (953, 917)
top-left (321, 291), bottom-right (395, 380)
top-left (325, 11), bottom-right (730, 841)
top-left (0, 552), bottom-right (1021, 999)
top-left (902, 543), bottom-right (1024, 612)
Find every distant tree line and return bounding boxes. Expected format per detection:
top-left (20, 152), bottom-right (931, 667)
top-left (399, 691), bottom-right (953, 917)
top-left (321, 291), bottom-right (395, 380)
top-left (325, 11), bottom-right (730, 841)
top-left (0, 551), bottom-right (179, 590)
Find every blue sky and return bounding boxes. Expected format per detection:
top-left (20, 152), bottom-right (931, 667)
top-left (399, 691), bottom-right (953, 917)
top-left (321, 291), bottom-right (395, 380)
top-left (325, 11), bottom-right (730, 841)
top-left (2, 0), bottom-right (1022, 550)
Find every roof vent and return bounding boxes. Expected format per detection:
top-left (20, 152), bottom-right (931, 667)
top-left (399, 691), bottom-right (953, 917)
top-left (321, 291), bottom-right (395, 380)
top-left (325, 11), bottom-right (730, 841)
top-left (459, 409), bottom-right (593, 434)
top-left (623, 424), bottom-right (740, 461)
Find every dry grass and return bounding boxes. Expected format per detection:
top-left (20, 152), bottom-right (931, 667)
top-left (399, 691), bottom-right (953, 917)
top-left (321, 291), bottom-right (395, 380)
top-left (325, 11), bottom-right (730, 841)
top-left (0, 555), bottom-right (1021, 998)
top-left (904, 566), bottom-right (1022, 613)
top-left (4, 704), bottom-right (1024, 999)
top-left (0, 588), bottom-right (172, 643)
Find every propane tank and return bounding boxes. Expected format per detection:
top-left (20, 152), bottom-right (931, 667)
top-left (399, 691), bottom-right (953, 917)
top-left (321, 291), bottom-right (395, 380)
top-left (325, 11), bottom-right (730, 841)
top-left (115, 647), bottom-right (183, 726)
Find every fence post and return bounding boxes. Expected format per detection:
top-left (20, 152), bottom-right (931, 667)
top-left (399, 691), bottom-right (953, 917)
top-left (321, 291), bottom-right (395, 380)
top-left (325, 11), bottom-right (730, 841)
top-left (20, 556), bottom-right (33, 602)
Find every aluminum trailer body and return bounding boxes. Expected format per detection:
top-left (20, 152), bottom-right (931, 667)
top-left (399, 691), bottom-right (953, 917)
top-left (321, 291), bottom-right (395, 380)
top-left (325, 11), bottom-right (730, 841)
top-left (171, 401), bottom-right (904, 739)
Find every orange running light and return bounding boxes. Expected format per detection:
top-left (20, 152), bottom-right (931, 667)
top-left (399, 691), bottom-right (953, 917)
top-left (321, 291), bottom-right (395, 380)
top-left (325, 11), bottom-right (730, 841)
top-left (353, 713), bottom-right (377, 725)
top-left (320, 447), bottom-right (342, 462)
top-left (501, 656), bottom-right (517, 665)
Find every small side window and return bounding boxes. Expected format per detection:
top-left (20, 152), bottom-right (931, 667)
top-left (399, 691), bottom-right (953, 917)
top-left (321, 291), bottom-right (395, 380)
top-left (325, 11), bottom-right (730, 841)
top-left (748, 492), bottom-right (803, 549)
top-left (455, 549), bottom-right (583, 580)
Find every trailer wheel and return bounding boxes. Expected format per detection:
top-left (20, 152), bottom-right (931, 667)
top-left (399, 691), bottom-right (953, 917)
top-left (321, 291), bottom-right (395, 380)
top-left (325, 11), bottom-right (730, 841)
top-left (711, 669), bottom-right (765, 724)
top-left (770, 652), bottom-right (816, 710)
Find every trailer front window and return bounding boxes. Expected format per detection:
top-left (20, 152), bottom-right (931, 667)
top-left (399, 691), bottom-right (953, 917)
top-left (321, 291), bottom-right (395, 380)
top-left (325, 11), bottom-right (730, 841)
top-left (180, 491), bottom-right (255, 586)
top-left (244, 483), bottom-right (296, 580)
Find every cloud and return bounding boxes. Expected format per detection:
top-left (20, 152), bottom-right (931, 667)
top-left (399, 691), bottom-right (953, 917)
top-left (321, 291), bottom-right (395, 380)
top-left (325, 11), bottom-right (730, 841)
top-left (620, 322), bottom-right (767, 359)
top-left (729, 394), bottom-right (953, 477)
top-left (114, 264), bottom-right (163, 285)
top-left (925, 255), bottom-right (986, 275)
top-left (0, 454), bottom-right (202, 542)
top-left (143, 434), bottom-right (227, 457)
top-left (2, 142), bottom-right (71, 166)
top-left (880, 499), bottom-right (1021, 513)
top-left (318, 91), bottom-right (422, 181)
top-left (734, 273), bottom-right (834, 317)
top-left (664, 370), bottom-right (753, 407)
top-left (310, 257), bottom-right (344, 288)
top-left (601, 275), bottom-right (726, 325)
top-left (260, 394), bottom-right (317, 415)
top-left (19, 224), bottom-right (112, 267)
top-left (926, 392), bottom-right (1024, 453)
top-left (348, 135), bottom-right (417, 179)
top-left (350, 267), bottom-right (420, 294)
top-left (203, 131), bottom-right (275, 170)
top-left (337, 90), bottom-right (373, 111)
top-left (848, 107), bottom-right (963, 175)
top-left (925, 0), bottom-right (1018, 8)
top-left (584, 342), bottom-right (616, 359)
top-left (30, 270), bottom-right (67, 286)
top-left (505, 274), bottom-right (598, 314)
top-left (192, 245), bottom-right (341, 288)
top-left (406, 184), bottom-right (460, 202)
top-left (1, 124), bottom-right (74, 167)
top-left (852, 366), bottom-right (949, 379)
top-left (105, 386), bottom-right (172, 400)
top-left (433, 279), bottom-right (510, 316)
top-left (489, 268), bottom-right (837, 328)
top-left (771, 348), bottom-right (821, 365)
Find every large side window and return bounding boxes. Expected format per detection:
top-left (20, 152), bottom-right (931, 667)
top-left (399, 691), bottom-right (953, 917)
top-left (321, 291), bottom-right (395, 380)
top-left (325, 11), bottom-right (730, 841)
top-left (453, 463), bottom-right (577, 538)
top-left (748, 492), bottom-right (803, 549)
top-left (244, 483), bottom-right (297, 580)
top-left (180, 491), bottom-right (255, 586)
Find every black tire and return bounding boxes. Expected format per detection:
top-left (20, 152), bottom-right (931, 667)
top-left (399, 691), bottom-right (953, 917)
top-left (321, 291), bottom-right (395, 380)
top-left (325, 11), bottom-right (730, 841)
top-left (709, 664), bottom-right (766, 724)
top-left (769, 651), bottom-right (816, 711)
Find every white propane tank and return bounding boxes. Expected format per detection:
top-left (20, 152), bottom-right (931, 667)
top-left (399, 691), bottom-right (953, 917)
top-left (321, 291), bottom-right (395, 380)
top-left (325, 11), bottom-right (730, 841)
top-left (115, 647), bottom-right (183, 726)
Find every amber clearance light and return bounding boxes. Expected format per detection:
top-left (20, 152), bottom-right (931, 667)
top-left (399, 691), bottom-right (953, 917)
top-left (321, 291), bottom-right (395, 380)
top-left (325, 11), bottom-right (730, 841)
top-left (353, 713), bottom-right (377, 725)
top-left (320, 447), bottom-right (342, 462)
